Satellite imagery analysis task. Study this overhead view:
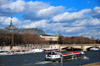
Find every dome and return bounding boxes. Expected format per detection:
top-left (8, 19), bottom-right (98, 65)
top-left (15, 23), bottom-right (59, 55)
top-left (0, 28), bottom-right (8, 32)
top-left (2, 19), bottom-right (49, 36)
top-left (5, 20), bottom-right (18, 30)
top-left (14, 28), bottom-right (47, 35)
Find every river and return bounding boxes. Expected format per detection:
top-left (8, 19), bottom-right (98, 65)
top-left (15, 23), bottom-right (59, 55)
top-left (0, 51), bottom-right (100, 66)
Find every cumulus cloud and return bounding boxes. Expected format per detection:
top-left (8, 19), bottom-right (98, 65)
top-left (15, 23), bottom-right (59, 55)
top-left (22, 6), bottom-right (65, 20)
top-left (0, 0), bottom-right (13, 5)
top-left (65, 27), bottom-right (87, 33)
top-left (0, 0), bottom-right (50, 16)
top-left (0, 17), bottom-right (21, 25)
top-left (53, 9), bottom-right (91, 22)
top-left (0, 16), bottom-right (6, 22)
top-left (67, 7), bottom-right (77, 11)
top-left (91, 6), bottom-right (100, 18)
top-left (72, 18), bottom-right (100, 27)
top-left (22, 20), bottom-right (48, 28)
top-left (26, 1), bottom-right (50, 11)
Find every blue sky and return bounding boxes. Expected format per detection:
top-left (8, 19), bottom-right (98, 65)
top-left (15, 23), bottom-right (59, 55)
top-left (0, 0), bottom-right (100, 39)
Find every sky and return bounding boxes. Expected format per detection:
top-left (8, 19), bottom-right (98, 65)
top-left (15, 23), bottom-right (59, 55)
top-left (0, 0), bottom-right (100, 39)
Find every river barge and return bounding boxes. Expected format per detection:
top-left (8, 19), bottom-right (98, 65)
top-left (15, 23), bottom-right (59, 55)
top-left (45, 51), bottom-right (84, 62)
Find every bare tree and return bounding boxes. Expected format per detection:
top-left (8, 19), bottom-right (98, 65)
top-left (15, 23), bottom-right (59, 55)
top-left (91, 36), bottom-right (95, 44)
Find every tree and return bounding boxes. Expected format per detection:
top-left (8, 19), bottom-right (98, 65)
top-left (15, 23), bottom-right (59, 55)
top-left (58, 34), bottom-right (64, 44)
top-left (91, 36), bottom-right (95, 44)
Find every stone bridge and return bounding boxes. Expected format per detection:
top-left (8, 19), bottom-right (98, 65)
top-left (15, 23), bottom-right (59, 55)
top-left (49, 44), bottom-right (100, 51)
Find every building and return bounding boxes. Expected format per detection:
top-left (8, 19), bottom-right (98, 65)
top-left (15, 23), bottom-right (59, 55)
top-left (0, 20), bottom-right (58, 42)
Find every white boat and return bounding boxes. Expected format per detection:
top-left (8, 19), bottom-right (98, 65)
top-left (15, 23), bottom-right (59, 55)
top-left (45, 51), bottom-right (84, 62)
top-left (90, 47), bottom-right (100, 51)
top-left (14, 50), bottom-right (33, 55)
top-left (0, 50), bottom-right (13, 55)
top-left (31, 49), bottom-right (44, 53)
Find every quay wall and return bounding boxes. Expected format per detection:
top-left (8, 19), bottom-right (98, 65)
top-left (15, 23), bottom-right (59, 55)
top-left (0, 44), bottom-right (50, 50)
top-left (0, 44), bottom-right (100, 51)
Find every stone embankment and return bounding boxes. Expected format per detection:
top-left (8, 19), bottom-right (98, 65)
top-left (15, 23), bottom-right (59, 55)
top-left (0, 44), bottom-right (100, 51)
top-left (82, 62), bottom-right (100, 66)
top-left (0, 44), bottom-right (50, 50)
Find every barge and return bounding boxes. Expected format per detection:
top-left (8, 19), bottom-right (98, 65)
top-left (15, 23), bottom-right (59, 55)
top-left (45, 51), bottom-right (84, 62)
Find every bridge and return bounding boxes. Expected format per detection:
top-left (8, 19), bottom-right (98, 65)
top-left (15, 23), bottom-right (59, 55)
top-left (48, 44), bottom-right (100, 51)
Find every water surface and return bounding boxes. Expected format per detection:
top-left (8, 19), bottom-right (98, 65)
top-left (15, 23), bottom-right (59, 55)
top-left (0, 51), bottom-right (100, 66)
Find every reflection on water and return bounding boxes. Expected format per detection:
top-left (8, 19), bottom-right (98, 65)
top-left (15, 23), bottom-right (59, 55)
top-left (0, 51), bottom-right (100, 66)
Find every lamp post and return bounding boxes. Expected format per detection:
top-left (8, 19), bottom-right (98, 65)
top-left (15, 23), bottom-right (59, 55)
top-left (10, 33), bottom-right (14, 49)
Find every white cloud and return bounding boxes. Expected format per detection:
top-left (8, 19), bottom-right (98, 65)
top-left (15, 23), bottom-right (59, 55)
top-left (0, 0), bottom-right (26, 16)
top-left (1, 17), bottom-right (21, 25)
top-left (22, 6), bottom-right (65, 20)
top-left (0, 16), bottom-right (6, 22)
top-left (72, 18), bottom-right (100, 26)
top-left (67, 7), bottom-right (77, 11)
top-left (22, 20), bottom-right (48, 28)
top-left (26, 1), bottom-right (50, 11)
top-left (65, 27), bottom-right (87, 33)
top-left (0, 0), bottom-right (50, 16)
top-left (53, 9), bottom-right (91, 22)
top-left (37, 6), bottom-right (64, 17)
top-left (93, 6), bottom-right (100, 13)
top-left (90, 6), bottom-right (100, 18)
top-left (0, 0), bottom-right (13, 5)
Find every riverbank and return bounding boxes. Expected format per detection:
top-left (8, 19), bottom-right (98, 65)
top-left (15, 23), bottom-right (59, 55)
top-left (0, 44), bottom-right (100, 51)
top-left (83, 62), bottom-right (100, 66)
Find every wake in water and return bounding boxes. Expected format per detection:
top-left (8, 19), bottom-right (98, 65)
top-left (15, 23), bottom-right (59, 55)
top-left (83, 56), bottom-right (89, 60)
top-left (35, 56), bottom-right (89, 65)
top-left (35, 61), bottom-right (53, 64)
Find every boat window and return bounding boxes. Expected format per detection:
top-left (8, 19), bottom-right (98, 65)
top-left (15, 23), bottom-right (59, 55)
top-left (0, 51), bottom-right (5, 53)
top-left (47, 52), bottom-right (57, 55)
top-left (16, 50), bottom-right (21, 52)
top-left (11, 51), bottom-right (15, 52)
top-left (0, 51), bottom-right (10, 53)
top-left (22, 50), bottom-right (26, 52)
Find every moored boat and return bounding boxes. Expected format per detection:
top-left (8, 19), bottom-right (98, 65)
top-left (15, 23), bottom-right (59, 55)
top-left (0, 50), bottom-right (13, 55)
top-left (44, 49), bottom-right (59, 52)
top-left (30, 48), bottom-right (44, 53)
top-left (89, 47), bottom-right (100, 51)
top-left (14, 50), bottom-right (33, 55)
top-left (62, 47), bottom-right (82, 51)
top-left (45, 51), bottom-right (84, 62)
top-left (87, 46), bottom-right (100, 51)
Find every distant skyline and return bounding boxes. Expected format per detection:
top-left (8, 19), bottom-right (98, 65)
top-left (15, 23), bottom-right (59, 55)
top-left (0, 0), bottom-right (100, 39)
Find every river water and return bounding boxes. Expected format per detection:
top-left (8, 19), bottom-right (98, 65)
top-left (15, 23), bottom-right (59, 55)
top-left (0, 51), bottom-right (100, 66)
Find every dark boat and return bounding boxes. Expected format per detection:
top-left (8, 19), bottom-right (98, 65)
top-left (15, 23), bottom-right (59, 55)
top-left (44, 49), bottom-right (59, 52)
top-left (62, 47), bottom-right (82, 51)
